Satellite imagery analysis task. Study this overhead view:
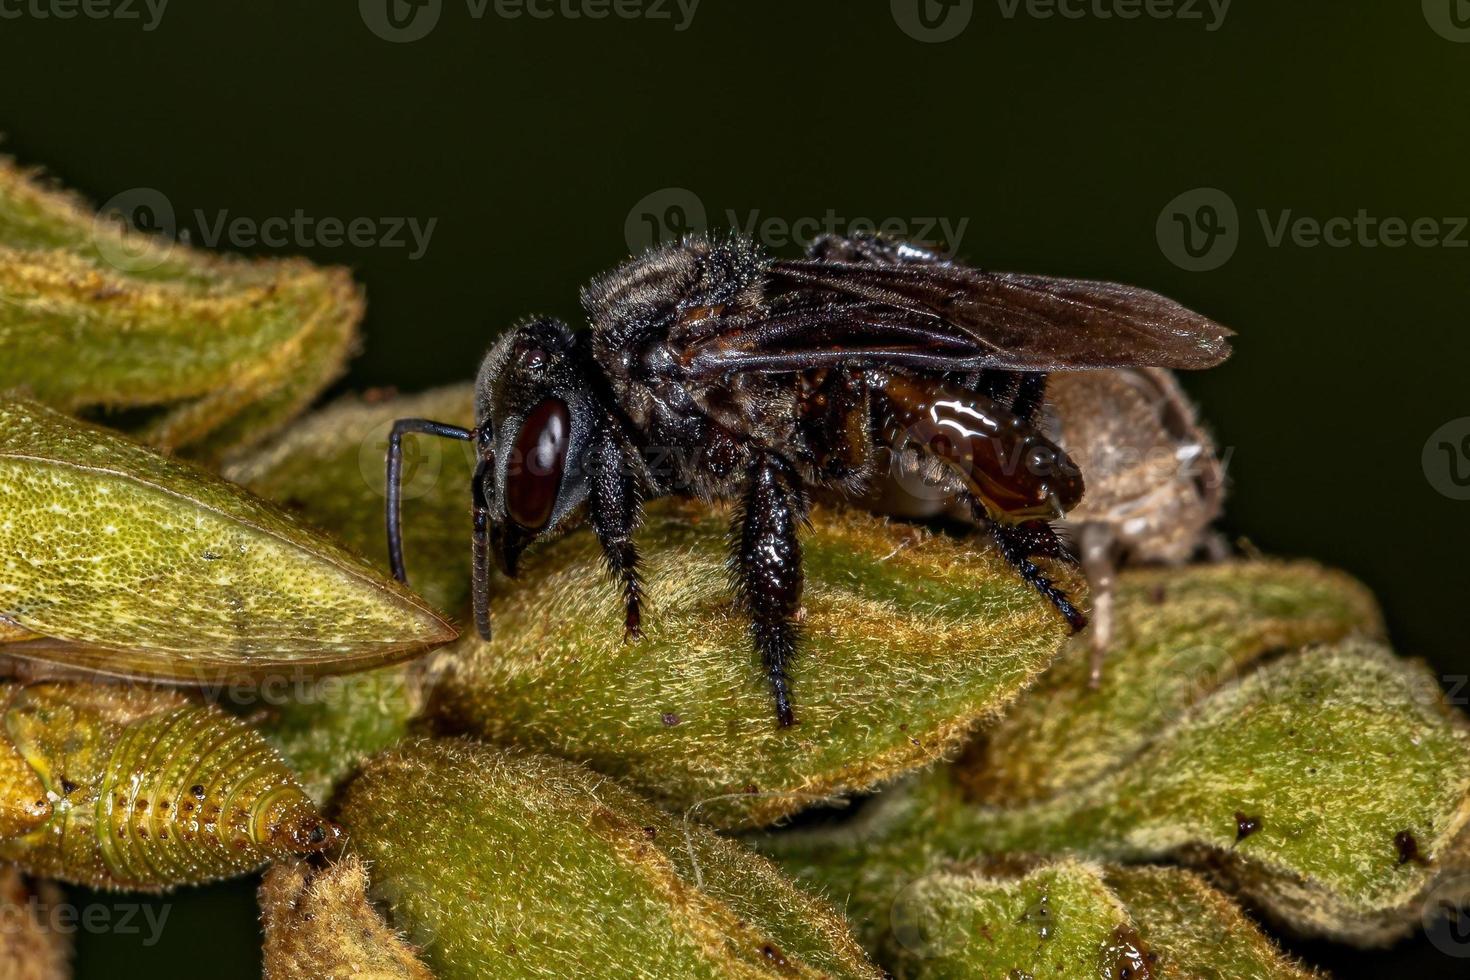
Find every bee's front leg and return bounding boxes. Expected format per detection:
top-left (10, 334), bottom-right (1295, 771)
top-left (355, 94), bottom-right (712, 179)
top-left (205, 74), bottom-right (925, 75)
top-left (587, 425), bottom-right (646, 640)
top-left (732, 454), bottom-right (808, 728)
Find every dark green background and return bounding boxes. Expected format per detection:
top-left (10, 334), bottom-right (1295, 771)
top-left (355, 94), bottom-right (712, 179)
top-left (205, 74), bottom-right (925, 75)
top-left (2, 0), bottom-right (1467, 976)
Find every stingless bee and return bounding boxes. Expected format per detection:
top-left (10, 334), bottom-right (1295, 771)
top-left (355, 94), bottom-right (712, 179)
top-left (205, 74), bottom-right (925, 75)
top-left (386, 233), bottom-right (1232, 727)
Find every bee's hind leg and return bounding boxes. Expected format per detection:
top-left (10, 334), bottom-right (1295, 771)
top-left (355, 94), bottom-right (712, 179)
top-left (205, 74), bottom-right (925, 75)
top-left (731, 453), bottom-right (809, 728)
top-left (985, 514), bottom-right (1089, 636)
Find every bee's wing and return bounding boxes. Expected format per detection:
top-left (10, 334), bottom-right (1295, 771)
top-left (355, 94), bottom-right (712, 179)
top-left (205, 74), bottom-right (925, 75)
top-left (681, 257), bottom-right (1232, 377)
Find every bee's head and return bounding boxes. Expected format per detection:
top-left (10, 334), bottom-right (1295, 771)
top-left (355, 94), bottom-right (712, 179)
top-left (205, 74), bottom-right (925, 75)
top-left (473, 317), bottom-right (595, 576)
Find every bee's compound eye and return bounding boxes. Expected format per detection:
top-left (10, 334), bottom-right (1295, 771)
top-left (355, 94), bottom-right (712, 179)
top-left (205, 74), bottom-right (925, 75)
top-left (507, 398), bottom-right (570, 530)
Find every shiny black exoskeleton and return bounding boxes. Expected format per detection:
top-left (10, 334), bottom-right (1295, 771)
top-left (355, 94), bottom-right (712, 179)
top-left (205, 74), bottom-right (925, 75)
top-left (387, 232), bottom-right (1232, 727)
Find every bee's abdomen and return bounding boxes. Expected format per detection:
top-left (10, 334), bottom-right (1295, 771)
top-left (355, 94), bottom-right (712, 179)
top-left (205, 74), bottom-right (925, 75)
top-left (881, 374), bottom-right (1083, 521)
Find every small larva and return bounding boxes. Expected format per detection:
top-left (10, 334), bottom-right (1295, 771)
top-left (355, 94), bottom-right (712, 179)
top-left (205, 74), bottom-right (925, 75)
top-left (0, 681), bottom-right (340, 891)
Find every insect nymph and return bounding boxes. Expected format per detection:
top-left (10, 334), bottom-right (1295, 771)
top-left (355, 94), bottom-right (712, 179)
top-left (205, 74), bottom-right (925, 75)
top-left (386, 233), bottom-right (1231, 727)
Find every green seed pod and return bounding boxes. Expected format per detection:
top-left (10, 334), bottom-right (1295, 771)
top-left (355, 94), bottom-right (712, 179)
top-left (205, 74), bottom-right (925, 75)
top-left (0, 681), bottom-right (340, 891)
top-left (335, 738), bottom-right (880, 979)
top-left (958, 561), bottom-right (1384, 805)
top-left (765, 639), bottom-right (1470, 947)
top-left (875, 859), bottom-right (1316, 979)
top-left (0, 156), bottom-right (363, 459)
top-left (260, 857), bottom-right (434, 980)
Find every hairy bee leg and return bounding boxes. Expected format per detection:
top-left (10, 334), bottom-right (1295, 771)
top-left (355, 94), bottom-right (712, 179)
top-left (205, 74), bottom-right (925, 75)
top-left (386, 418), bottom-right (473, 584)
top-left (587, 426), bottom-right (645, 640)
top-left (1077, 521), bottom-right (1118, 687)
top-left (1009, 371), bottom-right (1050, 425)
top-left (471, 458), bottom-right (493, 641)
top-left (732, 454), bottom-right (808, 728)
top-left (985, 516), bottom-right (1089, 634)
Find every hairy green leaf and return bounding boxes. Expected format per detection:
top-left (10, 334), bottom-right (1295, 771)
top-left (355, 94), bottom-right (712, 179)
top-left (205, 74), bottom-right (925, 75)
top-left (766, 638), bottom-right (1470, 946)
top-left (0, 397), bottom-right (454, 680)
top-left (959, 561), bottom-right (1384, 805)
top-left (334, 738), bottom-right (880, 979)
top-left (261, 665), bottom-right (429, 805)
top-left (0, 158), bottom-right (362, 455)
top-left (429, 500), bottom-right (1081, 828)
top-left (816, 855), bottom-right (1317, 979)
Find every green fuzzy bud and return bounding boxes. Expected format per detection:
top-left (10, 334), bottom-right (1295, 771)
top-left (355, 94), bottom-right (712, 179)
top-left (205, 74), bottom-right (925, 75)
top-left (0, 158), bottom-right (361, 459)
top-left (959, 561), bottom-right (1383, 804)
top-left (334, 738), bottom-right (880, 979)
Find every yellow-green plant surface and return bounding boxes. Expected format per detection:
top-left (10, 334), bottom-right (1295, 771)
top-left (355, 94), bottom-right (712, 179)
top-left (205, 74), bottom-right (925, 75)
top-left (878, 859), bottom-right (1317, 979)
top-left (225, 383), bottom-right (478, 619)
top-left (260, 856), bottom-right (433, 980)
top-left (960, 560), bottom-right (1384, 805)
top-left (334, 738), bottom-right (881, 979)
top-left (0, 681), bottom-right (338, 891)
top-left (0, 159), bottom-right (361, 458)
top-left (0, 396), bottom-right (454, 680)
top-left (764, 635), bottom-right (1470, 946)
top-left (430, 499), bottom-right (1081, 828)
top-left (261, 666), bottom-right (429, 806)
top-left (1107, 865), bottom-right (1320, 979)
top-left (226, 385), bottom-right (478, 804)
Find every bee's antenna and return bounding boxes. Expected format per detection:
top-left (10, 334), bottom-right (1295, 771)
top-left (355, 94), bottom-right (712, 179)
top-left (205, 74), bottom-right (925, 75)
top-left (386, 418), bottom-right (473, 584)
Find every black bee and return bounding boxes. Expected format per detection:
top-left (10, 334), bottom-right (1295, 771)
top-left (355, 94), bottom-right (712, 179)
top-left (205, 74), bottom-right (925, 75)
top-left (386, 233), bottom-right (1231, 727)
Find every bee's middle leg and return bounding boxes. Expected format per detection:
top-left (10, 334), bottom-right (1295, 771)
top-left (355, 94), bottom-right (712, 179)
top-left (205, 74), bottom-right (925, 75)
top-left (731, 453), bottom-right (808, 728)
